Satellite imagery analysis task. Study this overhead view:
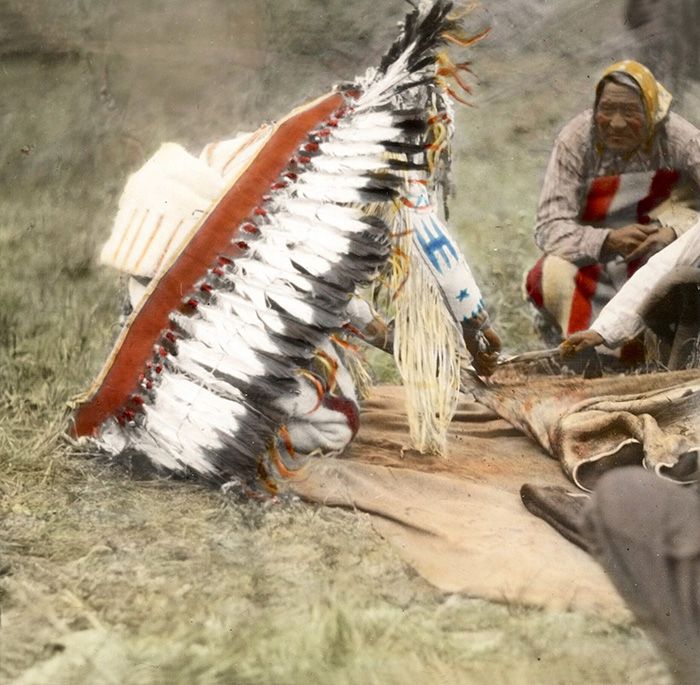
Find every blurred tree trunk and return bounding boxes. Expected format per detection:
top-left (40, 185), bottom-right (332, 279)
top-left (625, 0), bottom-right (700, 93)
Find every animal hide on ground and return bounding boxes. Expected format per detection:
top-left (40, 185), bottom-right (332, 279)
top-left (472, 368), bottom-right (700, 490)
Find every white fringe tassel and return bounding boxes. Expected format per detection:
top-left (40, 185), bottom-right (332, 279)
top-left (387, 204), bottom-right (462, 456)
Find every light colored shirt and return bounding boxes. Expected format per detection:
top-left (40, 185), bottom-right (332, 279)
top-left (535, 110), bottom-right (700, 265)
top-left (406, 183), bottom-right (487, 330)
top-left (591, 220), bottom-right (700, 346)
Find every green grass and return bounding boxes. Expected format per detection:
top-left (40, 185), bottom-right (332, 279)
top-left (2, 449), bottom-right (667, 685)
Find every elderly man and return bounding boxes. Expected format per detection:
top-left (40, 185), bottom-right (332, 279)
top-left (525, 60), bottom-right (700, 357)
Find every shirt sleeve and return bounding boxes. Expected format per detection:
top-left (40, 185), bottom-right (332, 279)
top-left (534, 121), bottom-right (611, 265)
top-left (407, 187), bottom-right (488, 331)
top-left (591, 220), bottom-right (700, 346)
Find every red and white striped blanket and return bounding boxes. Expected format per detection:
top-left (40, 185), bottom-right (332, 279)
top-left (526, 169), bottom-right (684, 342)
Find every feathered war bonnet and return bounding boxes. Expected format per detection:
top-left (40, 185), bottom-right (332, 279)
top-left (70, 0), bottom-right (489, 485)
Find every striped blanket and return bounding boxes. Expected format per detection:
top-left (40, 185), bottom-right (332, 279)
top-left (526, 169), bottom-right (692, 343)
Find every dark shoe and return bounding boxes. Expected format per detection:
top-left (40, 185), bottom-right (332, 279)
top-left (520, 483), bottom-right (591, 552)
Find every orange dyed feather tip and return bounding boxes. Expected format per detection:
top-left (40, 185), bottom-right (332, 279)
top-left (316, 348), bottom-right (338, 371)
top-left (437, 65), bottom-right (473, 94)
top-left (441, 26), bottom-right (491, 48)
top-left (268, 442), bottom-right (297, 480)
top-left (452, 70), bottom-right (474, 94)
top-left (278, 425), bottom-right (297, 459)
top-left (342, 322), bottom-right (365, 339)
top-left (437, 52), bottom-right (471, 72)
top-left (455, 61), bottom-right (474, 74)
top-left (389, 229), bottom-right (414, 238)
top-left (427, 111), bottom-right (444, 123)
top-left (446, 86), bottom-right (473, 106)
top-left (315, 349), bottom-right (338, 391)
top-left (329, 334), bottom-right (359, 354)
top-left (297, 368), bottom-right (325, 412)
top-left (391, 247), bottom-right (410, 268)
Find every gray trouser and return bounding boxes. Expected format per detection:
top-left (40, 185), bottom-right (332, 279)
top-left (580, 468), bottom-right (700, 684)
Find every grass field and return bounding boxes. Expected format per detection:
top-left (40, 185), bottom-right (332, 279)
top-left (0, 1), bottom-right (684, 682)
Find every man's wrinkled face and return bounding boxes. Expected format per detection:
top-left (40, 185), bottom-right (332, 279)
top-left (595, 81), bottom-right (647, 153)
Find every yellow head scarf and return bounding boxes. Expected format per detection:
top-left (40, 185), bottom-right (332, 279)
top-left (595, 60), bottom-right (672, 134)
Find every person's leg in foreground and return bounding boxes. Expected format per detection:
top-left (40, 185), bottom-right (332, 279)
top-left (580, 467), bottom-right (700, 684)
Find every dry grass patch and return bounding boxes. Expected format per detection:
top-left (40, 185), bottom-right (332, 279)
top-left (0, 1), bottom-right (682, 682)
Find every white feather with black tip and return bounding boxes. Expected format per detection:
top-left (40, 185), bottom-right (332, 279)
top-left (86, 0), bottom-right (468, 485)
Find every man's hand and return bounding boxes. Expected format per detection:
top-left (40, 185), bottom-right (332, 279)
top-left (464, 325), bottom-right (502, 377)
top-left (601, 223), bottom-right (660, 260)
top-left (625, 225), bottom-right (675, 261)
top-left (560, 330), bottom-right (605, 357)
